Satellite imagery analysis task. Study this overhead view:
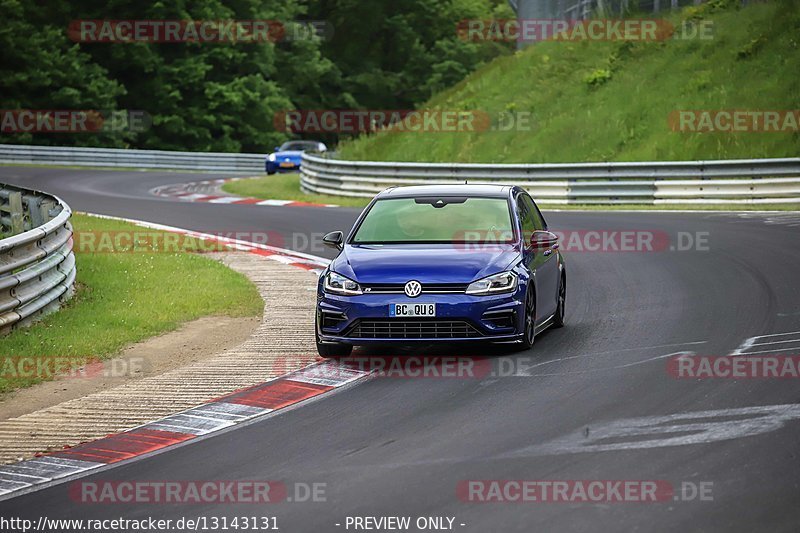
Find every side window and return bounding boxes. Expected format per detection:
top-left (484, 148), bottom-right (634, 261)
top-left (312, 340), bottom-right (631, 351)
top-left (516, 196), bottom-right (536, 243)
top-left (522, 195), bottom-right (546, 230)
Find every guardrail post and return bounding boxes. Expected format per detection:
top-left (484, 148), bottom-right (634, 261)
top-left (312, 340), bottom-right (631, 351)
top-left (27, 195), bottom-right (44, 228)
top-left (8, 191), bottom-right (24, 235)
top-left (40, 199), bottom-right (56, 223)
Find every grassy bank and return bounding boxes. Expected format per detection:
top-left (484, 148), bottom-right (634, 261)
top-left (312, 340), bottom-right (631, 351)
top-left (0, 214), bottom-right (263, 394)
top-left (339, 0), bottom-right (799, 163)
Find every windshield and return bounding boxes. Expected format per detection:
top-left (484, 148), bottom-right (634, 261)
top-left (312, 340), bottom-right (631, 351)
top-left (351, 197), bottom-right (514, 244)
top-left (279, 141), bottom-right (319, 152)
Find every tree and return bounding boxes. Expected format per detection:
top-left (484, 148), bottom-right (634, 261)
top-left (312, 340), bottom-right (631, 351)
top-left (0, 0), bottom-right (511, 151)
top-left (0, 0), bottom-right (125, 147)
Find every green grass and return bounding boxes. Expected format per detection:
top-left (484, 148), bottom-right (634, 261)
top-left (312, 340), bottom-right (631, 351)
top-left (339, 0), bottom-right (800, 164)
top-left (0, 214), bottom-right (263, 394)
top-left (222, 172), bottom-right (371, 208)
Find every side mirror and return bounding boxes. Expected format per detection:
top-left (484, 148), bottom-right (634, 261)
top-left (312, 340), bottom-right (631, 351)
top-left (322, 231), bottom-right (344, 251)
top-left (530, 230), bottom-right (559, 251)
top-left (274, 146), bottom-right (280, 152)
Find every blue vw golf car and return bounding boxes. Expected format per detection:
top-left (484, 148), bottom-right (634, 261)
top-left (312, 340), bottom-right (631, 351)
top-left (315, 184), bottom-right (565, 357)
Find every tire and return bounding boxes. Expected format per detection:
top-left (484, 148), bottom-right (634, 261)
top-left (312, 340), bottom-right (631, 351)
top-left (518, 285), bottom-right (536, 351)
top-left (553, 273), bottom-right (566, 329)
top-left (315, 316), bottom-right (353, 358)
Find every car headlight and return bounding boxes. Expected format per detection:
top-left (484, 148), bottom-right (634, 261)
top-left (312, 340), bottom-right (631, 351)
top-left (324, 271), bottom-right (363, 295)
top-left (466, 271), bottom-right (518, 295)
top-left (267, 153), bottom-right (276, 162)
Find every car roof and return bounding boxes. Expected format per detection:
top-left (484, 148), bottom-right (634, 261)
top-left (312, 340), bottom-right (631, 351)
top-left (376, 184), bottom-right (512, 199)
top-left (280, 140), bottom-right (324, 147)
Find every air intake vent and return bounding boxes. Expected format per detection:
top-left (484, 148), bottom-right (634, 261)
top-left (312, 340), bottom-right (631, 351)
top-left (320, 311), bottom-right (347, 330)
top-left (482, 309), bottom-right (516, 329)
top-left (345, 319), bottom-right (482, 339)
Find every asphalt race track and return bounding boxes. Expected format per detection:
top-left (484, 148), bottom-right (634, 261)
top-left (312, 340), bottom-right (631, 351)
top-left (1, 166), bottom-right (800, 531)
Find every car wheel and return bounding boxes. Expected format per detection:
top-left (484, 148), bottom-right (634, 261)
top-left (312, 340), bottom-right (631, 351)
top-left (519, 285), bottom-right (536, 350)
top-left (553, 273), bottom-right (566, 328)
top-left (315, 317), bottom-right (353, 358)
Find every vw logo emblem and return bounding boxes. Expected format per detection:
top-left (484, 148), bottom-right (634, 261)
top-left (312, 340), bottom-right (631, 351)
top-left (404, 280), bottom-right (422, 298)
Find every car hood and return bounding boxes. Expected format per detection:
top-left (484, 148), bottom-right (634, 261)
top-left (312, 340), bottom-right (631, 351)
top-left (331, 244), bottom-right (520, 284)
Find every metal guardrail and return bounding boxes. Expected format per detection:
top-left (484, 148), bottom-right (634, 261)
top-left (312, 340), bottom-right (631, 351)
top-left (300, 153), bottom-right (800, 205)
top-left (0, 144), bottom-right (264, 173)
top-left (0, 184), bottom-right (75, 335)
top-left (2, 144), bottom-right (798, 204)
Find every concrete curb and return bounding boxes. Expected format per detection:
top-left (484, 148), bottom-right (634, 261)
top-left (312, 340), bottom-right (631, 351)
top-left (0, 215), bottom-right (373, 501)
top-left (150, 178), bottom-right (340, 208)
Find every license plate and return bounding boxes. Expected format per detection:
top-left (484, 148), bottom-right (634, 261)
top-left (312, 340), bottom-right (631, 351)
top-left (279, 162), bottom-right (295, 168)
top-left (390, 303), bottom-right (436, 317)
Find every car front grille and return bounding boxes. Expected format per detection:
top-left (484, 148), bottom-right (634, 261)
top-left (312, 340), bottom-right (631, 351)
top-left (362, 283), bottom-right (468, 294)
top-left (344, 319), bottom-right (482, 339)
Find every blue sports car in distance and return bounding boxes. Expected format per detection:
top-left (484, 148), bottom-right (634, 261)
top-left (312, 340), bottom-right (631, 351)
top-left (265, 140), bottom-right (327, 174)
top-left (315, 184), bottom-right (566, 357)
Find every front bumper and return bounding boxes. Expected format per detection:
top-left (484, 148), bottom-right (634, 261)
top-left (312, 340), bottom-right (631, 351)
top-left (265, 161), bottom-right (300, 173)
top-left (317, 289), bottom-right (525, 345)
